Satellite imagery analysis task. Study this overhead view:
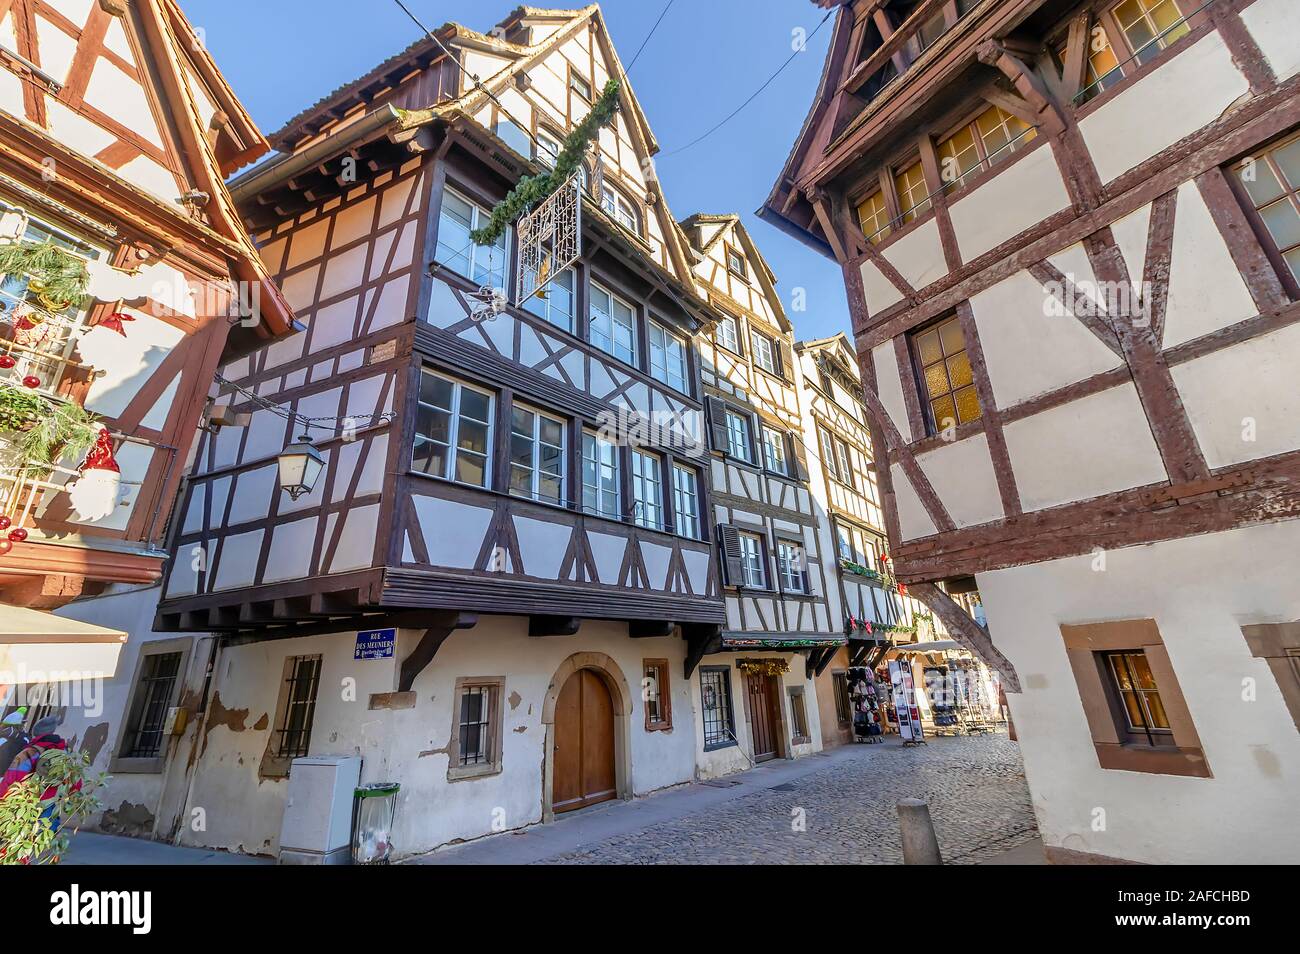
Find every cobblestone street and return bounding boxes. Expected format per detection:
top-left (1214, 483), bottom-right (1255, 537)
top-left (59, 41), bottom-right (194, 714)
top-left (424, 733), bottom-right (1038, 865)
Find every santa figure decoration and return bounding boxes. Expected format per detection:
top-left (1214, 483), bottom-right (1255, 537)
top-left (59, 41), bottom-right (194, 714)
top-left (67, 427), bottom-right (121, 522)
top-left (75, 311), bottom-right (134, 371)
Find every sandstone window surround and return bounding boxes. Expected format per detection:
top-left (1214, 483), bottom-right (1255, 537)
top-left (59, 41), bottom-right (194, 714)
top-left (1239, 622), bottom-right (1300, 733)
top-left (1059, 618), bottom-right (1210, 778)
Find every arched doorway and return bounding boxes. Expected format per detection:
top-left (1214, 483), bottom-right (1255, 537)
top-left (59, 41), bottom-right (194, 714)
top-left (552, 669), bottom-right (616, 813)
top-left (541, 652), bottom-right (633, 821)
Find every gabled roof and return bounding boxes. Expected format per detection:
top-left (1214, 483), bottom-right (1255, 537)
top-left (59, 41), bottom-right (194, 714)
top-left (680, 212), bottom-right (789, 333)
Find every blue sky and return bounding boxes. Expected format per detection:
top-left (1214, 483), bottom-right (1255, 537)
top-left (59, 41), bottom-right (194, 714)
top-left (181, 0), bottom-right (849, 341)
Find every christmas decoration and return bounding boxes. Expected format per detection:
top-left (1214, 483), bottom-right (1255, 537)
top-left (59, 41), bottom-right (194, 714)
top-left (7, 527), bottom-right (27, 542)
top-left (21, 375), bottom-right (40, 389)
top-left (0, 355), bottom-right (13, 369)
top-left (0, 383), bottom-right (99, 472)
top-left (74, 311), bottom-right (135, 369)
top-left (67, 428), bottom-right (121, 521)
top-left (0, 515), bottom-right (9, 530)
top-left (0, 539), bottom-right (11, 556)
top-left (737, 658), bottom-right (791, 677)
top-left (469, 79), bottom-right (621, 247)
top-left (0, 240), bottom-right (89, 311)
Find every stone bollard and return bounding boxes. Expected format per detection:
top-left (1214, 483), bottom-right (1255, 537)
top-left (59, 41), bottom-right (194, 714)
top-left (897, 798), bottom-right (943, 864)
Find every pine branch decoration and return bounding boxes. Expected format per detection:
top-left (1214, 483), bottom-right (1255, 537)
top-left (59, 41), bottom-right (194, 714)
top-left (469, 79), bottom-right (622, 248)
top-left (0, 384), bottom-right (99, 474)
top-left (0, 240), bottom-right (90, 311)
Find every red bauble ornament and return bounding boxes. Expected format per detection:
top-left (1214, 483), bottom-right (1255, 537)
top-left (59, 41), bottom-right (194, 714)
top-left (21, 375), bottom-right (40, 389)
top-left (0, 515), bottom-right (9, 530)
top-left (0, 539), bottom-right (11, 556)
top-left (8, 527), bottom-right (27, 542)
top-left (0, 354), bottom-right (15, 369)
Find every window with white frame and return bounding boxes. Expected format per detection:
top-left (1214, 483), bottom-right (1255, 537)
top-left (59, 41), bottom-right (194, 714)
top-left (778, 540), bottom-right (807, 592)
top-left (761, 425), bottom-right (788, 475)
top-left (524, 266), bottom-right (576, 332)
top-left (671, 464), bottom-right (700, 539)
top-left (836, 524), bottom-right (854, 562)
top-left (535, 129), bottom-right (562, 167)
top-left (726, 245), bottom-right (747, 277)
top-left (588, 282), bottom-right (637, 365)
top-left (581, 430), bottom-right (620, 519)
top-left (631, 449), bottom-right (663, 530)
top-left (434, 188), bottom-right (510, 291)
top-left (601, 184), bottom-right (639, 233)
top-left (716, 315), bottom-right (741, 354)
top-left (739, 532), bottom-right (765, 588)
top-left (413, 369), bottom-right (493, 487)
top-left (725, 408), bottom-right (752, 463)
top-left (509, 405), bottom-right (566, 505)
top-left (750, 330), bottom-right (778, 375)
top-left (649, 320), bottom-right (688, 393)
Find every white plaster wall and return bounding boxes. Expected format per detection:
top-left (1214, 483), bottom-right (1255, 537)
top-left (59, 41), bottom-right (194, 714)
top-left (871, 341), bottom-right (911, 440)
top-left (859, 259), bottom-right (905, 314)
top-left (1241, 0), bottom-right (1300, 81)
top-left (1002, 383), bottom-right (1167, 511)
top-left (881, 218), bottom-right (948, 294)
top-left (947, 144), bottom-right (1070, 262)
top-left (890, 463), bottom-right (938, 540)
top-left (178, 619), bottom-right (700, 859)
top-left (1162, 181), bottom-right (1258, 348)
top-left (1080, 32), bottom-right (1249, 184)
top-left (978, 519), bottom-right (1300, 864)
top-left (915, 433), bottom-right (1004, 528)
top-left (969, 268), bottom-right (1124, 409)
top-left (1172, 321), bottom-right (1300, 468)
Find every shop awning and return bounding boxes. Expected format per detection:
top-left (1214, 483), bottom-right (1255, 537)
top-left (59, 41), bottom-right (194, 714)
top-left (895, 640), bottom-right (963, 653)
top-left (0, 606), bottom-right (127, 684)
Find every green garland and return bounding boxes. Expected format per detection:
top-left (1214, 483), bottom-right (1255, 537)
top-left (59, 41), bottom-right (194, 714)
top-left (0, 383), bottom-right (99, 474)
top-left (469, 79), bottom-right (622, 248)
top-left (0, 239), bottom-right (90, 311)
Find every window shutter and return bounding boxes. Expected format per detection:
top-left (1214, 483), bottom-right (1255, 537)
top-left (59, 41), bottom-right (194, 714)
top-left (789, 433), bottom-right (809, 481)
top-left (778, 339), bottom-right (795, 380)
top-left (706, 396), bottom-right (730, 453)
top-left (717, 523), bottom-right (743, 587)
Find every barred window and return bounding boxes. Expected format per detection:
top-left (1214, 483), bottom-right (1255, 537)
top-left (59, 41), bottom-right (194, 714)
top-left (643, 659), bottom-right (672, 730)
top-left (833, 671), bottom-right (852, 725)
top-left (274, 655), bottom-right (322, 760)
top-left (120, 652), bottom-right (181, 759)
top-left (451, 678), bottom-right (504, 780)
top-left (700, 667), bottom-right (735, 749)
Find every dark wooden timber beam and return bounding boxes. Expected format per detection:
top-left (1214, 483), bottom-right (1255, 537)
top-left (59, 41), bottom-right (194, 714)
top-left (630, 620), bottom-right (676, 638)
top-left (398, 612), bottom-right (479, 693)
top-left (682, 624), bottom-right (723, 680)
top-left (814, 645), bottom-right (839, 677)
top-left (529, 615), bottom-right (581, 637)
top-left (908, 582), bottom-right (1020, 693)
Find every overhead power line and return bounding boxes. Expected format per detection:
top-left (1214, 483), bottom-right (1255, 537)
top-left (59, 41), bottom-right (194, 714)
top-left (660, 9), bottom-right (834, 158)
top-left (626, 0), bottom-right (675, 72)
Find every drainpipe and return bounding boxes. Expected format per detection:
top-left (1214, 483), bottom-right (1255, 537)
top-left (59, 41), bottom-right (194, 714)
top-left (172, 634), bottom-right (224, 846)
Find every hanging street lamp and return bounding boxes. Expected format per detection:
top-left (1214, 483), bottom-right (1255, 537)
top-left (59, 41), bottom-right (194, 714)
top-left (277, 435), bottom-right (325, 501)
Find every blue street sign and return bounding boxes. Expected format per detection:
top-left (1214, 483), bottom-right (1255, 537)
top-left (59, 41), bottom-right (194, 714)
top-left (354, 628), bottom-right (396, 660)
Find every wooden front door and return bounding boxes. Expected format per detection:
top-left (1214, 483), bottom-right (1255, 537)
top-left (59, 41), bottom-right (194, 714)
top-left (553, 669), bottom-right (617, 814)
top-left (747, 673), bottom-right (780, 762)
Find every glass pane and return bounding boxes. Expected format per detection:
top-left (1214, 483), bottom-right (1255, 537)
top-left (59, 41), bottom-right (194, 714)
top-left (416, 405), bottom-right (450, 445)
top-left (1273, 139), bottom-right (1300, 189)
top-left (1109, 654), bottom-right (1134, 690)
top-left (1143, 690), bottom-right (1170, 729)
top-left (1260, 199), bottom-right (1300, 251)
top-left (539, 417), bottom-right (564, 447)
top-left (946, 351), bottom-right (973, 389)
top-left (420, 373), bottom-right (454, 409)
top-left (510, 433), bottom-right (533, 467)
top-left (954, 386), bottom-right (981, 423)
top-left (1119, 690), bottom-right (1147, 728)
top-left (509, 464), bottom-right (532, 495)
top-left (538, 474), bottom-right (562, 504)
top-left (916, 329), bottom-right (942, 365)
top-left (1237, 159), bottom-right (1287, 207)
top-left (923, 362), bottom-right (950, 399)
top-left (511, 406), bottom-right (534, 437)
top-left (456, 451), bottom-right (487, 486)
top-left (1127, 652), bottom-right (1159, 690)
top-left (938, 318), bottom-right (965, 356)
top-left (413, 438), bottom-right (447, 477)
top-left (459, 389), bottom-right (490, 423)
top-left (458, 419), bottom-right (488, 454)
top-left (1284, 247), bottom-right (1300, 283)
top-left (930, 395), bottom-right (956, 430)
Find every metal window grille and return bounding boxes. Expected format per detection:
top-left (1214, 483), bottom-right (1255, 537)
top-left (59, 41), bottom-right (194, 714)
top-left (833, 672), bottom-right (852, 724)
top-left (458, 685), bottom-right (496, 765)
top-left (789, 688), bottom-right (809, 740)
top-left (700, 668), bottom-right (734, 747)
top-left (275, 655), bottom-right (322, 760)
top-left (122, 652), bottom-right (182, 758)
top-left (644, 663), bottom-right (663, 725)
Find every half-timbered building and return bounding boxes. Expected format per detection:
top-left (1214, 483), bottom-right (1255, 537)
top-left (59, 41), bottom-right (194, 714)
top-left (792, 333), bottom-right (919, 745)
top-left (763, 0), bottom-right (1300, 862)
top-left (0, 0), bottom-right (292, 765)
top-left (96, 5), bottom-right (763, 859)
top-left (681, 212), bottom-right (839, 774)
